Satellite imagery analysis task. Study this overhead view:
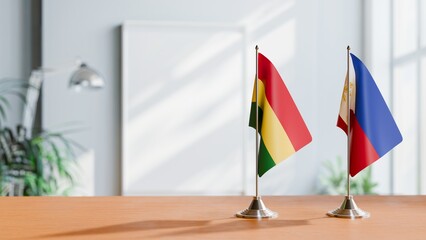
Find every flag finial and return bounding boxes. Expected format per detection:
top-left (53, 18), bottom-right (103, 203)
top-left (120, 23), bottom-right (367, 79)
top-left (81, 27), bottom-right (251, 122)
top-left (255, 45), bottom-right (259, 51)
top-left (347, 45), bottom-right (351, 51)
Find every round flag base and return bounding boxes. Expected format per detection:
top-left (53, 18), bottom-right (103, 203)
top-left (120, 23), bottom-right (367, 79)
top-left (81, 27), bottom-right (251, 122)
top-left (327, 195), bottom-right (370, 219)
top-left (236, 196), bottom-right (278, 219)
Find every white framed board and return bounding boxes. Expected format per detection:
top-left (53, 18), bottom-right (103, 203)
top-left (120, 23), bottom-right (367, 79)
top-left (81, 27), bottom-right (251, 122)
top-left (121, 21), bottom-right (249, 195)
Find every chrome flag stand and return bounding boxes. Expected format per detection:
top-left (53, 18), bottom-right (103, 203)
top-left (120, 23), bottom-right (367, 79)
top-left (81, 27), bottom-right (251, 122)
top-left (236, 196), bottom-right (277, 218)
top-left (236, 45), bottom-right (277, 219)
top-left (327, 46), bottom-right (369, 219)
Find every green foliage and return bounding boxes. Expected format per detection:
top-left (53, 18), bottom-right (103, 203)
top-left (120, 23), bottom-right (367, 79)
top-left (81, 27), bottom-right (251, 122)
top-left (318, 156), bottom-right (378, 195)
top-left (0, 78), bottom-right (80, 196)
top-left (0, 126), bottom-right (81, 196)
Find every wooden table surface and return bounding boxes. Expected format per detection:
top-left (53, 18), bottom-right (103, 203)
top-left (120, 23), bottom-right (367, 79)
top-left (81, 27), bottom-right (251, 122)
top-left (1, 196), bottom-right (425, 239)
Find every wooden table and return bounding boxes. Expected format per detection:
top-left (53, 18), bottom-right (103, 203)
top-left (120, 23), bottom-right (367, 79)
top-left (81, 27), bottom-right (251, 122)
top-left (1, 196), bottom-right (425, 239)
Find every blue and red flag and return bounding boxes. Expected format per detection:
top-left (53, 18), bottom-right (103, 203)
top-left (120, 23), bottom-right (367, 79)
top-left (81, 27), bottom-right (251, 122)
top-left (337, 53), bottom-right (403, 177)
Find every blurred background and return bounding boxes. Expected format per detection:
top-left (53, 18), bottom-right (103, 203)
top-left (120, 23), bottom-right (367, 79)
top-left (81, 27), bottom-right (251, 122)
top-left (0, 0), bottom-right (424, 196)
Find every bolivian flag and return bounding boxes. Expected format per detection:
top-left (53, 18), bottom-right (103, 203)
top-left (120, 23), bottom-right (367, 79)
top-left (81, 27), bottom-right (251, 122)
top-left (249, 53), bottom-right (312, 177)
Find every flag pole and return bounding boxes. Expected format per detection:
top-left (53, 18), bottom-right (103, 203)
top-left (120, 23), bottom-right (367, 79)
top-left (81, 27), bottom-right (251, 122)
top-left (346, 45), bottom-right (351, 198)
top-left (236, 45), bottom-right (277, 219)
top-left (255, 45), bottom-right (259, 198)
top-left (326, 46), bottom-right (369, 219)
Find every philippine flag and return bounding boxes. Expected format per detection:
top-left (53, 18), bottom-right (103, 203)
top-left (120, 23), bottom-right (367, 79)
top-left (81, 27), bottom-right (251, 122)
top-left (337, 53), bottom-right (403, 177)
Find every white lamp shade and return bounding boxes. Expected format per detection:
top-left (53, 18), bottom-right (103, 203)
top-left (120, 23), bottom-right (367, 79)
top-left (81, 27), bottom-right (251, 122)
top-left (69, 63), bottom-right (104, 90)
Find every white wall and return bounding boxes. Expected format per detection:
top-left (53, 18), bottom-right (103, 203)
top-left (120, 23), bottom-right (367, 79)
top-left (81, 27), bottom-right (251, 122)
top-left (0, 0), bottom-right (32, 126)
top-left (42, 0), bottom-right (363, 195)
top-left (365, 0), bottom-right (426, 195)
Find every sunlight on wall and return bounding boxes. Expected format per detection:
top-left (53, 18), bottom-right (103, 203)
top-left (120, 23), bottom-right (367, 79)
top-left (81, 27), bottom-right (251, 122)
top-left (240, 0), bottom-right (294, 30)
top-left (257, 19), bottom-right (295, 68)
top-left (393, 0), bottom-right (417, 58)
top-left (393, 62), bottom-right (418, 194)
top-left (172, 31), bottom-right (244, 79)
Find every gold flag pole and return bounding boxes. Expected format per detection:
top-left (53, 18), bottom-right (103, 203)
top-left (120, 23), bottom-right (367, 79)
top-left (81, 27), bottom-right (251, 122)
top-left (236, 45), bottom-right (277, 219)
top-left (327, 46), bottom-right (369, 219)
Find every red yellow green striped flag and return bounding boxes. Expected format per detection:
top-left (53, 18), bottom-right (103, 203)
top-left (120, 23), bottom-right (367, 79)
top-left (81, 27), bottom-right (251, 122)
top-left (249, 53), bottom-right (312, 176)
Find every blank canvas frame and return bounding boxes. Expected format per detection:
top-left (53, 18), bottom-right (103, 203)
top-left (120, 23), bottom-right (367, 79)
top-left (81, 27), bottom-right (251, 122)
top-left (121, 21), bottom-right (249, 195)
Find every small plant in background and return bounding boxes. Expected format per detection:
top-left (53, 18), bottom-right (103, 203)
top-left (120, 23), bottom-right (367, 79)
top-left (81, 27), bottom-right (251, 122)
top-left (0, 78), bottom-right (81, 196)
top-left (318, 156), bottom-right (378, 195)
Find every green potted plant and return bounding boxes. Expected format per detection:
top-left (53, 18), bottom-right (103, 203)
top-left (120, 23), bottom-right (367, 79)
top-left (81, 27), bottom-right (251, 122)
top-left (0, 78), bottom-right (80, 196)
